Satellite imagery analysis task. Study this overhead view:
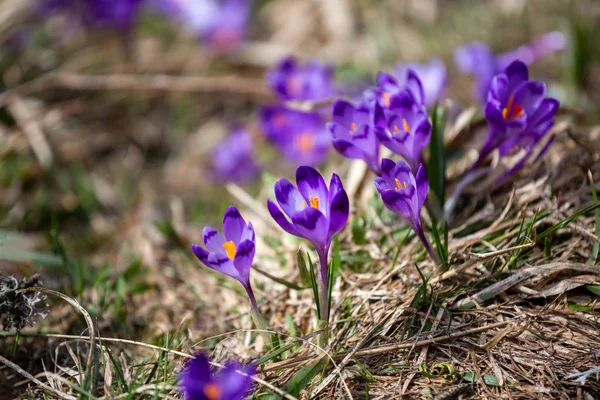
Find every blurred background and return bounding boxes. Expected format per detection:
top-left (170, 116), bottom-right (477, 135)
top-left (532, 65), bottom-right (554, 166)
top-left (0, 0), bottom-right (599, 390)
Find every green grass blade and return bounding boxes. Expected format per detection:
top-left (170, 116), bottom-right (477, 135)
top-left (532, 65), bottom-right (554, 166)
top-left (587, 172), bottom-right (599, 265)
top-left (537, 201), bottom-right (600, 241)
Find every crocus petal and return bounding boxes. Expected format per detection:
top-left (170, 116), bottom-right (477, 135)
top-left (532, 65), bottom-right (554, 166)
top-left (290, 207), bottom-right (328, 246)
top-left (206, 252), bottom-right (242, 281)
top-left (233, 239), bottom-right (255, 285)
top-left (373, 103), bottom-right (386, 129)
top-left (217, 362), bottom-right (256, 399)
top-left (267, 199), bottom-right (300, 237)
top-left (274, 178), bottom-right (306, 217)
top-left (404, 68), bottom-right (425, 106)
top-left (332, 138), bottom-right (364, 160)
top-left (381, 190), bottom-right (417, 228)
top-left (191, 244), bottom-right (209, 264)
top-left (415, 164), bottom-right (428, 210)
top-left (296, 166), bottom-right (330, 212)
top-left (380, 158), bottom-right (397, 182)
top-left (332, 100), bottom-right (355, 128)
top-left (179, 354), bottom-right (211, 398)
top-left (223, 206), bottom-right (246, 243)
top-left (504, 60), bottom-right (529, 92)
top-left (529, 97), bottom-right (559, 127)
top-left (240, 221), bottom-right (255, 243)
top-left (328, 190), bottom-right (349, 240)
top-left (512, 80), bottom-right (546, 116)
top-left (393, 161), bottom-right (414, 188)
top-left (203, 226), bottom-right (226, 252)
top-left (487, 74), bottom-right (509, 102)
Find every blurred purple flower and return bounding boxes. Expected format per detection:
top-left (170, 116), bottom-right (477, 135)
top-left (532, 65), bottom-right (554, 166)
top-left (393, 58), bottom-right (447, 109)
top-left (455, 31), bottom-right (566, 103)
top-left (211, 125), bottom-right (259, 184)
top-left (480, 60), bottom-right (559, 165)
top-left (374, 159), bottom-right (438, 264)
top-left (328, 100), bottom-right (381, 174)
top-left (260, 106), bottom-right (330, 166)
top-left (267, 166), bottom-right (349, 320)
top-left (374, 93), bottom-right (431, 171)
top-left (152, 0), bottom-right (251, 52)
top-left (40, 0), bottom-right (145, 33)
top-left (266, 56), bottom-right (335, 101)
top-left (180, 354), bottom-right (255, 400)
top-left (374, 70), bottom-right (425, 110)
top-left (482, 60), bottom-right (559, 183)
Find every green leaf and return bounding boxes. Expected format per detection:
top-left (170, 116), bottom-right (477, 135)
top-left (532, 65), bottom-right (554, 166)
top-left (537, 201), bottom-right (600, 241)
top-left (296, 248), bottom-right (311, 287)
top-left (461, 372), bottom-right (475, 382)
top-left (268, 360), bottom-right (326, 399)
top-left (585, 285), bottom-right (600, 297)
top-left (255, 342), bottom-right (297, 365)
top-left (483, 374), bottom-right (501, 386)
top-left (428, 104), bottom-right (446, 210)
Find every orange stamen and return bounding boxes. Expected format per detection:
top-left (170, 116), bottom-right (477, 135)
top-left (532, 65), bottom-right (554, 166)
top-left (203, 383), bottom-right (222, 400)
top-left (394, 179), bottom-right (407, 191)
top-left (223, 241), bottom-right (236, 260)
top-left (502, 94), bottom-right (524, 121)
top-left (295, 132), bottom-right (315, 152)
top-left (309, 196), bottom-right (319, 209)
top-left (382, 92), bottom-right (391, 108)
top-left (403, 118), bottom-right (410, 132)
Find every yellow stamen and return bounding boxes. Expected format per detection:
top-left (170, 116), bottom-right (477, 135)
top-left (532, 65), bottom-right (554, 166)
top-left (501, 94), bottom-right (524, 121)
top-left (395, 178), bottom-right (407, 191)
top-left (403, 118), bottom-right (410, 132)
top-left (295, 132), bottom-right (315, 152)
top-left (382, 92), bottom-right (391, 107)
top-left (301, 200), bottom-right (306, 208)
top-left (223, 241), bottom-right (236, 260)
top-left (394, 125), bottom-right (400, 133)
top-left (203, 383), bottom-right (221, 400)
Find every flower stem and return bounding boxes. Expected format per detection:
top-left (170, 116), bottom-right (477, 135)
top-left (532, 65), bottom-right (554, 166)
top-left (316, 247), bottom-right (330, 348)
top-left (417, 230), bottom-right (441, 267)
top-left (245, 285), bottom-right (272, 347)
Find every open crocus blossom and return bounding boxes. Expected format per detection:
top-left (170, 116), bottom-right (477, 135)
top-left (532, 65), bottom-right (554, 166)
top-left (211, 125), bottom-right (260, 184)
top-left (374, 159), bottom-right (439, 265)
top-left (374, 93), bottom-right (431, 171)
top-left (480, 60), bottom-right (558, 165)
top-left (454, 31), bottom-right (566, 103)
top-left (393, 58), bottom-right (447, 109)
top-left (266, 56), bottom-right (335, 102)
top-left (180, 354), bottom-right (255, 400)
top-left (267, 166), bottom-right (349, 323)
top-left (328, 100), bottom-right (381, 175)
top-left (374, 70), bottom-right (425, 110)
top-left (260, 106), bottom-right (330, 166)
top-left (191, 207), bottom-right (268, 336)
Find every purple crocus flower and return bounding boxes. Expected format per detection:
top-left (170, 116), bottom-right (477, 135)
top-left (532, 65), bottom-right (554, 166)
top-left (152, 0), bottom-right (250, 52)
top-left (267, 166), bottom-right (349, 322)
top-left (266, 56), bottom-right (335, 101)
top-left (374, 93), bottom-right (431, 171)
top-left (455, 31), bottom-right (566, 103)
top-left (40, 0), bottom-right (145, 33)
top-left (374, 159), bottom-right (439, 265)
top-left (180, 354), bottom-right (255, 400)
top-left (211, 125), bottom-right (260, 184)
top-left (192, 207), bottom-right (269, 337)
top-left (479, 60), bottom-right (558, 165)
top-left (393, 58), bottom-right (447, 109)
top-left (260, 106), bottom-right (330, 166)
top-left (328, 100), bottom-right (381, 175)
top-left (374, 70), bottom-right (425, 110)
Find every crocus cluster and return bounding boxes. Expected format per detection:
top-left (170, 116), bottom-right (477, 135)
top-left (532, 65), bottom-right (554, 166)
top-left (210, 125), bottom-right (260, 184)
top-left (180, 354), bottom-right (255, 400)
top-left (455, 31), bottom-right (566, 103)
top-left (261, 56), bottom-right (336, 166)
